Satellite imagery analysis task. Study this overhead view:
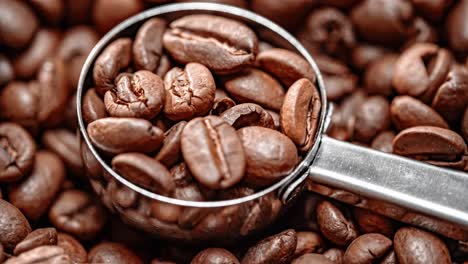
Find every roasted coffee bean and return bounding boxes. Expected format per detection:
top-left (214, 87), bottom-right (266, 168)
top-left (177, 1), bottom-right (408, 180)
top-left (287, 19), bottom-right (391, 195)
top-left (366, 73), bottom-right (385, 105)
top-left (292, 253), bottom-right (334, 264)
top-left (30, 0), bottom-right (64, 24)
top-left (93, 38), bottom-right (132, 96)
top-left (181, 116), bottom-right (245, 189)
top-left (89, 242), bottom-right (143, 264)
top-left (191, 248), bottom-right (240, 264)
top-left (404, 17), bottom-right (438, 48)
top-left (294, 231), bottom-right (324, 258)
top-left (351, 0), bottom-right (414, 46)
top-left (163, 63), bottom-right (216, 121)
top-left (380, 250), bottom-right (398, 264)
top-left (412, 0), bottom-right (452, 22)
top-left (393, 43), bottom-right (452, 103)
top-left (112, 153), bottom-right (175, 194)
top-left (163, 14), bottom-right (257, 74)
top-left (363, 54), bottom-right (398, 97)
top-left (13, 28), bottom-right (61, 79)
top-left (0, 199), bottom-right (31, 251)
top-left (64, 93), bottom-right (78, 131)
top-left (57, 233), bottom-right (87, 264)
top-left (82, 88), bottom-right (107, 124)
top-left (0, 54), bottom-right (14, 86)
top-left (105, 70), bottom-right (165, 119)
top-left (343, 233), bottom-right (393, 264)
top-left (5, 245), bottom-right (71, 264)
top-left (390, 96), bottom-right (449, 130)
top-left (49, 189), bottom-right (106, 240)
top-left (238, 126), bottom-right (297, 186)
top-left (445, 0), bottom-right (468, 54)
top-left (353, 208), bottom-right (395, 237)
top-left (354, 96), bottom-right (391, 142)
top-left (150, 200), bottom-right (181, 223)
top-left (256, 48), bottom-right (315, 87)
top-left (210, 97), bottom-right (237, 116)
top-left (0, 0), bottom-right (39, 49)
top-left (242, 229), bottom-right (297, 264)
top-left (267, 110), bottom-right (281, 130)
top-left (9, 151), bottom-right (65, 220)
top-left (0, 123), bottom-right (36, 183)
top-left (59, 26), bottom-right (99, 89)
top-left (351, 44), bottom-right (389, 71)
top-left (133, 18), bottom-right (166, 72)
top-left (317, 200), bottom-right (358, 246)
top-left (155, 121), bottom-right (186, 167)
top-left (394, 227), bottom-right (451, 264)
top-left (42, 130), bottom-right (83, 175)
top-left (250, 0), bottom-right (314, 30)
top-left (370, 131), bottom-right (396, 153)
top-left (87, 117), bottom-right (164, 154)
top-left (221, 103), bottom-right (275, 129)
top-left (462, 107), bottom-right (468, 143)
top-left (314, 55), bottom-right (357, 101)
top-left (281, 78), bottom-right (321, 152)
top-left (323, 248), bottom-right (344, 263)
top-left (225, 68), bottom-right (285, 111)
top-left (13, 228), bottom-right (57, 256)
top-left (92, 0), bottom-right (144, 33)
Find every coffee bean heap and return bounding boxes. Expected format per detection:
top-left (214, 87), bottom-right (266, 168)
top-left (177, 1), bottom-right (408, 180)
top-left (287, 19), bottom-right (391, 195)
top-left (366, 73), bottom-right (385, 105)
top-left (0, 0), bottom-right (467, 263)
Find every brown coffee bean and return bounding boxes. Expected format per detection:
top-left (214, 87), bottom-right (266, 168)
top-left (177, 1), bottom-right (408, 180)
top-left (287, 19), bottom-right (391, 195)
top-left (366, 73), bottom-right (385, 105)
top-left (5, 245), bottom-right (72, 264)
top-left (353, 208), bottom-right (395, 237)
top-left (87, 117), bottom-right (164, 154)
top-left (181, 116), bottom-right (245, 189)
top-left (42, 129), bottom-right (83, 175)
top-left (112, 153), bottom-right (175, 195)
top-left (82, 88), bottom-right (107, 124)
top-left (163, 63), bottom-right (216, 121)
top-left (393, 43), bottom-right (452, 103)
top-left (323, 248), bottom-right (344, 264)
top-left (0, 82), bottom-right (39, 131)
top-left (80, 140), bottom-right (102, 179)
top-left (64, 93), bottom-right (78, 131)
top-left (394, 227), bottom-right (451, 264)
top-left (191, 248), bottom-right (239, 264)
top-left (49, 189), bottom-right (106, 240)
top-left (391, 96), bottom-right (449, 130)
top-left (0, 123), bottom-right (36, 183)
top-left (92, 0), bottom-right (144, 34)
top-left (93, 38), bottom-right (132, 96)
top-left (294, 231), bottom-right (325, 258)
top-left (238, 126), bottom-right (298, 186)
top-left (256, 48), bottom-right (315, 87)
top-left (370, 131), bottom-right (396, 153)
top-left (221, 103), bottom-right (275, 129)
top-left (0, 0), bottom-right (39, 49)
top-left (57, 233), bottom-right (87, 264)
top-left (380, 250), bottom-right (397, 264)
top-left (155, 121), bottom-right (186, 167)
top-left (105, 70), bottom-right (165, 119)
top-left (0, 199), bottom-right (31, 251)
top-left (363, 54), bottom-right (398, 97)
top-left (250, 0), bottom-right (314, 30)
top-left (9, 151), bottom-right (65, 220)
top-left (445, 0), bottom-right (468, 54)
top-left (351, 44), bottom-right (389, 71)
top-left (225, 68), bottom-right (285, 111)
top-left (13, 28), bottom-right (61, 79)
top-left (163, 14), bottom-right (257, 74)
top-left (354, 96), bottom-right (391, 142)
top-left (210, 97), bottom-right (237, 116)
top-left (314, 55), bottom-right (357, 101)
top-left (431, 67), bottom-right (468, 124)
top-left (267, 110), bottom-right (281, 130)
top-left (281, 78), bottom-right (321, 152)
top-left (0, 54), bottom-right (14, 86)
top-left (412, 0), bottom-right (452, 22)
top-left (150, 200), bottom-right (181, 223)
top-left (404, 17), bottom-right (438, 49)
top-left (30, 0), bottom-right (64, 24)
top-left (89, 242), bottom-right (143, 264)
top-left (133, 18), bottom-right (166, 72)
top-left (242, 229), bottom-right (297, 264)
top-left (292, 253), bottom-right (334, 264)
top-left (462, 107), bottom-right (468, 143)
top-left (317, 200), bottom-right (358, 246)
top-left (343, 233), bottom-right (393, 264)
top-left (13, 228), bottom-right (57, 256)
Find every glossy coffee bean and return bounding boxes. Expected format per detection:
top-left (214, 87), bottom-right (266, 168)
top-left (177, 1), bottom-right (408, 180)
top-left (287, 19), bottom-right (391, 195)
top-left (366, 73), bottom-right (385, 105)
top-left (133, 18), bottom-right (166, 72)
top-left (57, 233), bottom-right (87, 264)
top-left (88, 242), bottom-right (143, 264)
top-left (390, 96), bottom-right (449, 130)
top-left (394, 227), bottom-right (451, 264)
top-left (256, 48), bottom-right (315, 87)
top-left (351, 44), bottom-right (389, 71)
top-left (0, 54), bottom-right (14, 86)
top-left (292, 253), bottom-right (334, 264)
top-left (0, 199), bottom-right (31, 251)
top-left (105, 70), bottom-right (165, 119)
top-left (112, 153), bottom-right (175, 194)
top-left (13, 228), bottom-right (57, 256)
top-left (82, 88), bottom-right (107, 124)
top-left (267, 110), bottom-right (281, 130)
top-left (92, 0), bottom-right (144, 33)
top-left (294, 231), bottom-right (324, 258)
top-left (323, 248), bottom-right (344, 264)
top-left (163, 14), bottom-right (257, 74)
top-left (42, 129), bottom-right (83, 175)
top-left (412, 0), bottom-right (452, 22)
top-left (0, 123), bottom-right (36, 183)
top-left (370, 131), bottom-right (396, 153)
top-left (354, 96), bottom-right (391, 142)
top-left (221, 103), bottom-right (275, 129)
top-left (155, 121), bottom-right (187, 167)
top-left (281, 78), bottom-right (321, 152)
top-left (353, 208), bottom-right (395, 237)
top-left (181, 116), bottom-right (245, 189)
top-left (0, 0), bottom-right (38, 49)
top-left (238, 126), bottom-right (297, 186)
top-left (317, 200), bottom-right (358, 246)
top-left (9, 151), bottom-right (65, 220)
top-left (445, 0), bottom-right (468, 54)
top-left (191, 248), bottom-right (239, 264)
top-left (0, 88), bottom-right (39, 133)
top-left (87, 117), bottom-right (164, 154)
top-left (164, 63), bottom-right (216, 121)
top-left (210, 97), bottom-right (237, 116)
top-left (93, 38), bottom-right (132, 96)
top-left (225, 68), bottom-right (285, 111)
top-left (250, 0), bottom-right (314, 30)
top-left (314, 55), bottom-right (357, 101)
top-left (363, 54), bottom-right (398, 97)
top-left (343, 233), bottom-right (393, 264)
top-left (49, 189), bottom-right (106, 240)
top-left (242, 229), bottom-right (297, 264)
top-left (4, 245), bottom-right (72, 264)
top-left (13, 28), bottom-right (61, 79)
top-left (30, 0), bottom-right (64, 24)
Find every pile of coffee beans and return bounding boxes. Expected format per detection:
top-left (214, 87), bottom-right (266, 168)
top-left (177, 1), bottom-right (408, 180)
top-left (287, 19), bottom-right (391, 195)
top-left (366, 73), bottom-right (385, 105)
top-left (0, 0), bottom-right (467, 263)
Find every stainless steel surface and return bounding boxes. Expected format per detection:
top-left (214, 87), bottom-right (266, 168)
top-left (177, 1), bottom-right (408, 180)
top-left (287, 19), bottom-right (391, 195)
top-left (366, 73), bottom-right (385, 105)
top-left (310, 135), bottom-right (468, 228)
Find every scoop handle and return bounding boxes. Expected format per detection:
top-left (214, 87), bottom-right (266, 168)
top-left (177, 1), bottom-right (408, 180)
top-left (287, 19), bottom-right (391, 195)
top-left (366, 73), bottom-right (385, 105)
top-left (289, 135), bottom-right (468, 228)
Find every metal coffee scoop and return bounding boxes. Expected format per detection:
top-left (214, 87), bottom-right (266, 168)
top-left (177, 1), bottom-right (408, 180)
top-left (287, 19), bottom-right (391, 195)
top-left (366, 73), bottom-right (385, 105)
top-left (77, 3), bottom-right (468, 241)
